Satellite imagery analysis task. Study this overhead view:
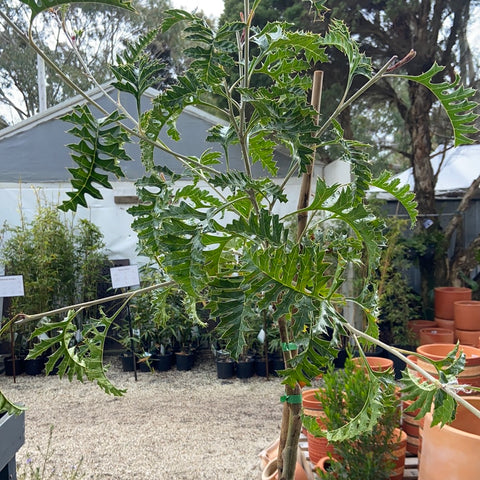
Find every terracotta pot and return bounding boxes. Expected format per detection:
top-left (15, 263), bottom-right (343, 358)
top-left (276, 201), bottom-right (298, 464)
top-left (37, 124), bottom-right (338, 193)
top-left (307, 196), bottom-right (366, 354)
top-left (259, 439), bottom-right (279, 470)
top-left (389, 428), bottom-right (407, 480)
top-left (352, 356), bottom-right (394, 373)
top-left (434, 287), bottom-right (471, 320)
top-left (315, 456), bottom-right (338, 475)
top-left (261, 457), bottom-right (308, 480)
top-left (434, 317), bottom-right (455, 331)
top-left (455, 328), bottom-right (480, 346)
top-left (408, 320), bottom-right (437, 339)
top-left (416, 343), bottom-right (480, 389)
top-left (419, 327), bottom-right (454, 345)
top-left (302, 389), bottom-right (334, 463)
top-left (418, 397), bottom-right (480, 480)
top-left (454, 300), bottom-right (480, 330)
top-left (402, 399), bottom-right (424, 456)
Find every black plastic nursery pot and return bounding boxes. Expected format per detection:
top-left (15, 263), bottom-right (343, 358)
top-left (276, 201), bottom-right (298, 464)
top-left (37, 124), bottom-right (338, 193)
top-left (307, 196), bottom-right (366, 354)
top-left (175, 352), bottom-right (194, 371)
top-left (152, 353), bottom-right (172, 372)
top-left (254, 357), bottom-right (268, 377)
top-left (120, 353), bottom-right (136, 372)
top-left (269, 354), bottom-right (285, 377)
top-left (216, 359), bottom-right (235, 379)
top-left (4, 357), bottom-right (24, 377)
top-left (236, 357), bottom-right (255, 379)
top-left (24, 357), bottom-right (46, 376)
top-left (0, 410), bottom-right (25, 480)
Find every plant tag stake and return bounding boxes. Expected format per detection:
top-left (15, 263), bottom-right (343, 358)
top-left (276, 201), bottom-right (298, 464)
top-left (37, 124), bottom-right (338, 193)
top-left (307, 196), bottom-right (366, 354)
top-left (0, 275), bottom-right (24, 297)
top-left (109, 265), bottom-right (140, 381)
top-left (110, 265), bottom-right (140, 289)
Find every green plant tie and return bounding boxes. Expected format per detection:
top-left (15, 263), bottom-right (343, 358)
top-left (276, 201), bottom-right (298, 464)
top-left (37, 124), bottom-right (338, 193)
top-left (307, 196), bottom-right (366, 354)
top-left (281, 342), bottom-right (298, 351)
top-left (280, 394), bottom-right (303, 404)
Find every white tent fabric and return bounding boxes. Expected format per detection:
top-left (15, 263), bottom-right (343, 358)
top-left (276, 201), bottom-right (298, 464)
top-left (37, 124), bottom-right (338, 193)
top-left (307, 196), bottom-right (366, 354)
top-left (371, 144), bottom-right (480, 198)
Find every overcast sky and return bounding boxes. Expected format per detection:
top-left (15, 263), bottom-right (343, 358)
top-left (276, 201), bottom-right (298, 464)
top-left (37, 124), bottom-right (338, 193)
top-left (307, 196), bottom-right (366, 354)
top-left (171, 0), bottom-right (225, 18)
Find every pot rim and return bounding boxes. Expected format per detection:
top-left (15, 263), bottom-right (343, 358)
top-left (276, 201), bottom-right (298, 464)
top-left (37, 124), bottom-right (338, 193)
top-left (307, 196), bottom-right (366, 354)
top-left (435, 286), bottom-right (472, 293)
top-left (424, 396), bottom-right (480, 440)
top-left (419, 327), bottom-right (455, 334)
top-left (417, 343), bottom-right (480, 363)
top-left (454, 300), bottom-right (480, 307)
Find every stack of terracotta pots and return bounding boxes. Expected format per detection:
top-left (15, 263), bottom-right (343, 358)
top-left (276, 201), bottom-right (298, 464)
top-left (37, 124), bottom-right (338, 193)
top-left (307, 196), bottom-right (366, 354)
top-left (418, 327), bottom-right (454, 345)
top-left (416, 343), bottom-right (480, 390)
top-left (402, 397), bottom-right (424, 456)
top-left (301, 388), bottom-right (334, 464)
top-left (434, 286), bottom-right (471, 332)
top-left (454, 300), bottom-right (480, 346)
top-left (408, 319), bottom-right (437, 342)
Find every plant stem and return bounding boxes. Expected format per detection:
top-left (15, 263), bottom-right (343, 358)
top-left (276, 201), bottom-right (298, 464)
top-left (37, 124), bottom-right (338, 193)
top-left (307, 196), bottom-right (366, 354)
top-left (276, 316), bottom-right (302, 480)
top-left (8, 281), bottom-right (174, 330)
top-left (344, 321), bottom-right (480, 420)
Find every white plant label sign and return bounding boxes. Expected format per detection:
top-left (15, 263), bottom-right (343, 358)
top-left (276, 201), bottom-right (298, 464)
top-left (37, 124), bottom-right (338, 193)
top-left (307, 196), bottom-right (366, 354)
top-left (110, 265), bottom-right (140, 289)
top-left (0, 275), bottom-right (24, 297)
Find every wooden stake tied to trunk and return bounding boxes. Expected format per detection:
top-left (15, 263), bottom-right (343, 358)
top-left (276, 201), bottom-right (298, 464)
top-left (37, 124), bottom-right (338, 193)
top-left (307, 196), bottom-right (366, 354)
top-left (278, 70), bottom-right (324, 480)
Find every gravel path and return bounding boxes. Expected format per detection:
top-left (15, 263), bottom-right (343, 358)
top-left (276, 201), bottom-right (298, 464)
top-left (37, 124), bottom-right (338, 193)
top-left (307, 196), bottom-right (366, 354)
top-left (0, 356), bottom-right (284, 479)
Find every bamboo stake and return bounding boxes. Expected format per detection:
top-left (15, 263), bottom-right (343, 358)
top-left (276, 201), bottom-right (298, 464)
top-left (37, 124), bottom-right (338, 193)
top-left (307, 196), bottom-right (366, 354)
top-left (278, 71), bottom-right (324, 480)
top-left (296, 70), bottom-right (323, 240)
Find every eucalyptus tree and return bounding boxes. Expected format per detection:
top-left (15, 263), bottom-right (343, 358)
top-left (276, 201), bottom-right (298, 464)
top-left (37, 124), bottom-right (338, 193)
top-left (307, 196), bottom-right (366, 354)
top-left (0, 1), bottom-right (478, 480)
top-left (0, 0), bottom-right (175, 123)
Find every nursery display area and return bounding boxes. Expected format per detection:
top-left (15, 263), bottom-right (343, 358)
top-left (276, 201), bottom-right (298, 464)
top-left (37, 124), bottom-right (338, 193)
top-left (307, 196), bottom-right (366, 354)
top-left (1, 0), bottom-right (480, 480)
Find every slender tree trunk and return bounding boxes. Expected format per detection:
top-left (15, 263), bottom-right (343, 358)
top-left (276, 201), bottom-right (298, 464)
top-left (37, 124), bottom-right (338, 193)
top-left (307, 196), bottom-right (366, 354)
top-left (406, 81), bottom-right (447, 308)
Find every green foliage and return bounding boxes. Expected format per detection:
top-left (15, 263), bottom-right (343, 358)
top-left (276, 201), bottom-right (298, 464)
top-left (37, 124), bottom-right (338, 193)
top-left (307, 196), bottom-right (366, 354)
top-left (126, 266), bottom-right (202, 354)
top-left (110, 29), bottom-right (165, 113)
top-left (395, 63), bottom-right (478, 146)
top-left (27, 309), bottom-right (125, 396)
top-left (401, 344), bottom-right (471, 428)
top-left (19, 0), bottom-right (134, 21)
top-left (59, 107), bottom-right (132, 212)
top-left (313, 357), bottom-right (401, 479)
top-left (0, 202), bottom-right (108, 320)
top-left (376, 217), bottom-right (423, 345)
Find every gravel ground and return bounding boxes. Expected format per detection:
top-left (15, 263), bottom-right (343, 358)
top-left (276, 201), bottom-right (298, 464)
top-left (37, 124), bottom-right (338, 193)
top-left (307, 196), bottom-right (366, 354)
top-left (0, 356), bottom-right (284, 480)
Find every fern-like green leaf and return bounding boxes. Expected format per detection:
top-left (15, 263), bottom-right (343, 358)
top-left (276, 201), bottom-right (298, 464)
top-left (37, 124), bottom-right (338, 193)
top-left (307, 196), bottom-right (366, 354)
top-left (395, 63), bottom-right (478, 146)
top-left (371, 171), bottom-right (418, 224)
top-left (59, 106), bottom-right (131, 212)
top-left (111, 30), bottom-right (166, 109)
top-left (28, 310), bottom-right (126, 396)
top-left (208, 275), bottom-right (249, 357)
top-left (282, 336), bottom-right (336, 388)
top-left (321, 19), bottom-right (372, 87)
top-left (20, 0), bottom-right (134, 21)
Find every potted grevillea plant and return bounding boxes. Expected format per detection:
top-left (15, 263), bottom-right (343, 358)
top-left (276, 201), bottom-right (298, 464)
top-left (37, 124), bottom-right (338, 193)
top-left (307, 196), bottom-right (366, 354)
top-left (1, 1), bottom-right (479, 480)
top-left (310, 356), bottom-right (404, 480)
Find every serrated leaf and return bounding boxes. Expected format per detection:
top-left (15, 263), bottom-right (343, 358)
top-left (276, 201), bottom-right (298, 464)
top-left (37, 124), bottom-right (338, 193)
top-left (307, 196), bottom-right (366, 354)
top-left (59, 106), bottom-right (131, 212)
top-left (371, 171), bottom-right (418, 224)
top-left (395, 63), bottom-right (478, 146)
top-left (28, 310), bottom-right (126, 396)
top-left (20, 0), bottom-right (134, 21)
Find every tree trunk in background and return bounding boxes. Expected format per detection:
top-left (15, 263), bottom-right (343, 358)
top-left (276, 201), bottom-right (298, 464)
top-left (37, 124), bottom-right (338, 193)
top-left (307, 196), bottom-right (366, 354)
top-left (407, 81), bottom-right (447, 312)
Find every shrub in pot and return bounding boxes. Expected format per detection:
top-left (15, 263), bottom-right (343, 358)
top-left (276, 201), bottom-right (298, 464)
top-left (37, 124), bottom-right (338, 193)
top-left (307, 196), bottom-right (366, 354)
top-left (312, 357), bottom-right (404, 480)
